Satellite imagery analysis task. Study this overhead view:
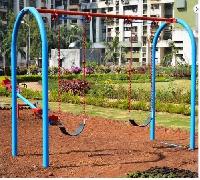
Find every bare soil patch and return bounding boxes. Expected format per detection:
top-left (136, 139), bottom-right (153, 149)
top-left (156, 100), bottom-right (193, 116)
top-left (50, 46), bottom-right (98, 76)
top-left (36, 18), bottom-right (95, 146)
top-left (0, 109), bottom-right (198, 178)
top-left (19, 82), bottom-right (42, 91)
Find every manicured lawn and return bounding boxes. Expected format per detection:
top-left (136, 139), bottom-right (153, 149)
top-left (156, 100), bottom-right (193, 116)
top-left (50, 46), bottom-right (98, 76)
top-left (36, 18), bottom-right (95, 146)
top-left (0, 75), bottom-right (191, 92)
top-left (114, 79), bottom-right (191, 92)
top-left (48, 102), bottom-right (196, 130)
top-left (48, 78), bottom-right (191, 91)
top-left (1, 96), bottom-right (197, 131)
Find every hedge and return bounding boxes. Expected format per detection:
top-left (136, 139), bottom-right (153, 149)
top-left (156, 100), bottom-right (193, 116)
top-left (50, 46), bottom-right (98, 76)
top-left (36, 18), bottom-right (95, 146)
top-left (15, 74), bottom-right (174, 83)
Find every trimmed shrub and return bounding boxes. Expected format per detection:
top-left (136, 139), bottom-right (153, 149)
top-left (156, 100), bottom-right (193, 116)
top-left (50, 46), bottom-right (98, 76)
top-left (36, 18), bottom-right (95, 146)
top-left (127, 167), bottom-right (198, 178)
top-left (59, 79), bottom-right (90, 96)
top-left (0, 86), bottom-right (10, 97)
top-left (20, 88), bottom-right (42, 100)
top-left (17, 75), bottom-right (42, 83)
top-left (17, 68), bottom-right (28, 75)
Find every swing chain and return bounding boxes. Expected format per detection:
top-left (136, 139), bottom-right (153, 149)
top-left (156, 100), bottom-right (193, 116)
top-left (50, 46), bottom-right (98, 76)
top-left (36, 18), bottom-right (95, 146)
top-left (124, 19), bottom-right (134, 113)
top-left (82, 18), bottom-right (88, 116)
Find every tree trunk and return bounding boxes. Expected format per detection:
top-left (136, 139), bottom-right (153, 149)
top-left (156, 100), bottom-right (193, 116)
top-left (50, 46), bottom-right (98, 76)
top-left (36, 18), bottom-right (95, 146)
top-left (3, 53), bottom-right (6, 75)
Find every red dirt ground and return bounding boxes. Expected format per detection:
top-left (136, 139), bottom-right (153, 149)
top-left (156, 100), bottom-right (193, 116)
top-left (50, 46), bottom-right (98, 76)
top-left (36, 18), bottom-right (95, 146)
top-left (0, 109), bottom-right (198, 178)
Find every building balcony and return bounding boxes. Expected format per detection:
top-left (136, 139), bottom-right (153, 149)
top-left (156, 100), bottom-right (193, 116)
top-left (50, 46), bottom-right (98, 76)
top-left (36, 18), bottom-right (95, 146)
top-left (124, 31), bottom-right (137, 37)
top-left (150, 8), bottom-right (160, 15)
top-left (68, 5), bottom-right (80, 10)
top-left (149, 0), bottom-right (174, 4)
top-left (121, 0), bottom-right (131, 5)
top-left (143, 0), bottom-right (147, 4)
top-left (125, 51), bottom-right (140, 59)
top-left (80, 2), bottom-right (98, 10)
top-left (157, 40), bottom-right (170, 47)
top-left (143, 10), bottom-right (147, 15)
top-left (124, 10), bottom-right (138, 16)
top-left (121, 40), bottom-right (142, 47)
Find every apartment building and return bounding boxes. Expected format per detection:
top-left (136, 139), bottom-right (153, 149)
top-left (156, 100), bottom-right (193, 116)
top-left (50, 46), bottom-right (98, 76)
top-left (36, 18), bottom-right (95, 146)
top-left (79, 0), bottom-right (197, 66)
top-left (0, 0), bottom-right (198, 68)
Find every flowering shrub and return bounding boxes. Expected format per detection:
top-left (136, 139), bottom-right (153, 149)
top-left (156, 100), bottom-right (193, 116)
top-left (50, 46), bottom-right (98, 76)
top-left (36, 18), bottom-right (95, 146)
top-left (95, 65), bottom-right (112, 74)
top-left (48, 67), bottom-right (58, 75)
top-left (62, 68), bottom-right (71, 75)
top-left (28, 65), bottom-right (39, 75)
top-left (59, 79), bottom-right (90, 96)
top-left (85, 67), bottom-right (94, 75)
top-left (70, 66), bottom-right (82, 74)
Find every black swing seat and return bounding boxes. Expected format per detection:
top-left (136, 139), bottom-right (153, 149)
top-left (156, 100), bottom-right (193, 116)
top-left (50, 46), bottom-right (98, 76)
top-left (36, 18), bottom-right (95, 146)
top-left (59, 122), bottom-right (85, 136)
top-left (48, 115), bottom-right (86, 136)
top-left (129, 117), bottom-right (151, 127)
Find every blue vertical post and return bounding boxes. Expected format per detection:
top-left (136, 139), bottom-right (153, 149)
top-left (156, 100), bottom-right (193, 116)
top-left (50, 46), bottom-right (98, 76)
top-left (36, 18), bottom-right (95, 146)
top-left (176, 19), bottom-right (197, 150)
top-left (151, 19), bottom-right (197, 150)
top-left (11, 7), bottom-right (49, 167)
top-left (150, 23), bottom-right (167, 140)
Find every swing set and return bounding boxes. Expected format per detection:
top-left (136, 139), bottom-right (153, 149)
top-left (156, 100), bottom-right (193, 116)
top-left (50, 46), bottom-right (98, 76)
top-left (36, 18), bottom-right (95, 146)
top-left (10, 7), bottom-right (197, 168)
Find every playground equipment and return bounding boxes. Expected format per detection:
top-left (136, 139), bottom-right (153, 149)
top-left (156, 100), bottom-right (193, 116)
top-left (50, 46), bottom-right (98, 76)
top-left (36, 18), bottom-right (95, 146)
top-left (1, 78), bottom-right (36, 112)
top-left (11, 7), bottom-right (197, 168)
top-left (1, 77), bottom-right (84, 134)
top-left (53, 14), bottom-right (87, 136)
top-left (126, 20), bottom-right (158, 128)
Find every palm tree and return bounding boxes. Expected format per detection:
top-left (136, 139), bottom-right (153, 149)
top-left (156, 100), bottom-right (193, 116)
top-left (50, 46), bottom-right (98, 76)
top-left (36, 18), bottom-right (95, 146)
top-left (1, 11), bottom-right (26, 74)
top-left (104, 36), bottom-right (121, 65)
top-left (168, 41), bottom-right (179, 67)
top-left (53, 24), bottom-right (83, 49)
top-left (0, 17), bottom-right (5, 73)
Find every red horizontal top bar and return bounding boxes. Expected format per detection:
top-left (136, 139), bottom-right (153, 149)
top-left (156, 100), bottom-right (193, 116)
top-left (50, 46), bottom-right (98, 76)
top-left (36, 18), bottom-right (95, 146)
top-left (37, 8), bottom-right (176, 23)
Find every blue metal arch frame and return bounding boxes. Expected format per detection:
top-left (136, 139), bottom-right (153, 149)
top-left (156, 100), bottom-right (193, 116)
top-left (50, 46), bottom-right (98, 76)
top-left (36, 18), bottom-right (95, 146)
top-left (11, 7), bottom-right (49, 167)
top-left (150, 19), bottom-right (197, 150)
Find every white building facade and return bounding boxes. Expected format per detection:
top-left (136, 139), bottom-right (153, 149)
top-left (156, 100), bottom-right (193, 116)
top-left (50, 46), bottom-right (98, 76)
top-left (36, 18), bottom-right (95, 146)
top-left (9, 0), bottom-right (198, 67)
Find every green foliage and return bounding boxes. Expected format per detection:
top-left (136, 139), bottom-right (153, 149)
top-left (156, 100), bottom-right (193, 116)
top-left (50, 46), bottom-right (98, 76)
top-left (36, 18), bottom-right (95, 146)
top-left (0, 86), bottom-right (10, 97)
top-left (0, 84), bottom-right (195, 115)
top-left (17, 67), bottom-right (28, 75)
top-left (25, 15), bottom-right (54, 60)
top-left (2, 11), bottom-right (26, 66)
top-left (20, 88), bottom-right (42, 99)
top-left (88, 82), bottom-right (195, 105)
top-left (17, 75), bottom-right (42, 83)
top-left (27, 65), bottom-right (40, 75)
top-left (49, 90), bottom-right (81, 104)
top-left (156, 65), bottom-right (191, 78)
top-left (104, 36), bottom-right (121, 64)
top-left (127, 167), bottom-right (198, 178)
top-left (60, 79), bottom-right (90, 96)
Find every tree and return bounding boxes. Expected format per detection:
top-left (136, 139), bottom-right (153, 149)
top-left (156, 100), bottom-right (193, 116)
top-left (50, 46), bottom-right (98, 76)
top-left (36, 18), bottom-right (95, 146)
top-left (169, 41), bottom-right (179, 67)
top-left (104, 36), bottom-right (121, 64)
top-left (2, 11), bottom-right (26, 74)
top-left (161, 41), bottom-right (181, 67)
top-left (0, 17), bottom-right (5, 72)
top-left (53, 24), bottom-right (83, 49)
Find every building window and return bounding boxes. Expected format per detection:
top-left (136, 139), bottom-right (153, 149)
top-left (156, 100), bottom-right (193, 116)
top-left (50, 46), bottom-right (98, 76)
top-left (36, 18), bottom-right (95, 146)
top-left (108, 7), bottom-right (113, 12)
top-left (124, 5), bottom-right (138, 12)
top-left (71, 19), bottom-right (77, 24)
top-left (69, 0), bottom-right (79, 5)
top-left (151, 4), bottom-right (159, 10)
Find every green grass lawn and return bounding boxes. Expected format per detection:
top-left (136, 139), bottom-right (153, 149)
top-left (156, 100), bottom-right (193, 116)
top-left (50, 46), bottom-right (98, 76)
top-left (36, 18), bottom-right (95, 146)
top-left (114, 79), bottom-right (191, 92)
top-left (47, 78), bottom-right (191, 91)
top-left (1, 96), bottom-right (197, 130)
top-left (0, 75), bottom-right (191, 92)
top-left (48, 102), bottom-right (197, 130)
